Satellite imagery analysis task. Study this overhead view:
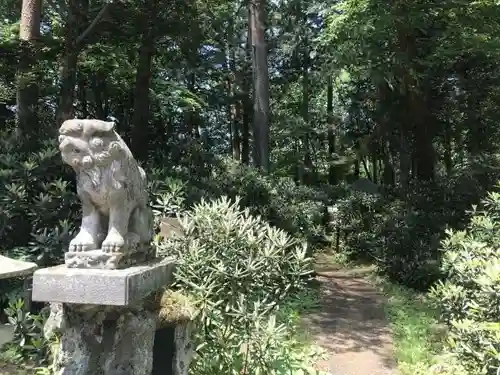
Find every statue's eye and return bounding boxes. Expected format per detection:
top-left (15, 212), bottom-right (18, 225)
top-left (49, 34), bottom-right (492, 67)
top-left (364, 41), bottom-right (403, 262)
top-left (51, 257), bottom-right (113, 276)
top-left (74, 148), bottom-right (81, 154)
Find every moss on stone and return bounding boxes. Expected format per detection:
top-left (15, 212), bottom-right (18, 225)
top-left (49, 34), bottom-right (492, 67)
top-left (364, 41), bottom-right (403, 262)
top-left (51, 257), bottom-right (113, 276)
top-left (150, 289), bottom-right (196, 327)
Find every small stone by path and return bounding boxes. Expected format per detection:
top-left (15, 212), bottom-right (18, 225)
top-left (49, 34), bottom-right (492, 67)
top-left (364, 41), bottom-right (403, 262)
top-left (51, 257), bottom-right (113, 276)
top-left (302, 258), bottom-right (396, 375)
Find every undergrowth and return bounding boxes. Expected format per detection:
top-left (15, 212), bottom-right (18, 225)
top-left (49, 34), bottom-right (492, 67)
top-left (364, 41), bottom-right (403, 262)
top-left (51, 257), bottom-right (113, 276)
top-left (374, 277), bottom-right (468, 375)
top-left (374, 277), bottom-right (441, 371)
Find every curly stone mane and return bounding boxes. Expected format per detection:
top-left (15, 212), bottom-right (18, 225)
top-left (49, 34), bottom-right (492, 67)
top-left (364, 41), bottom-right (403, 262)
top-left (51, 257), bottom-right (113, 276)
top-left (58, 119), bottom-right (147, 204)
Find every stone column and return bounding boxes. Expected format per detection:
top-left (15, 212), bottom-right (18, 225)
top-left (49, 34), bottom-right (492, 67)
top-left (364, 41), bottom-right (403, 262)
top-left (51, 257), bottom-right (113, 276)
top-left (32, 258), bottom-right (180, 375)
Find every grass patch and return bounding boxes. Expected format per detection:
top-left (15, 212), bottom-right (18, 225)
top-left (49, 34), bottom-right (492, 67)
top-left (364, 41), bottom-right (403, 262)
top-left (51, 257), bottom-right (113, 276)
top-left (314, 248), bottom-right (373, 271)
top-left (372, 276), bottom-right (446, 374)
top-left (0, 347), bottom-right (30, 375)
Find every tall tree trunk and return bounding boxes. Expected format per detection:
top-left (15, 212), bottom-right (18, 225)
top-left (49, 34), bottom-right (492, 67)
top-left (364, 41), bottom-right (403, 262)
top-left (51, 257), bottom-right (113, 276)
top-left (444, 120), bottom-right (452, 175)
top-left (16, 0), bottom-right (42, 139)
top-left (399, 127), bottom-right (411, 190)
top-left (130, 1), bottom-right (157, 162)
top-left (411, 91), bottom-right (435, 181)
top-left (371, 146), bottom-right (378, 184)
top-left (91, 71), bottom-right (107, 119)
top-left (397, 23), bottom-right (435, 183)
top-left (56, 1), bottom-right (109, 125)
top-left (354, 159), bottom-right (360, 179)
top-left (241, 19), bottom-right (252, 165)
top-left (227, 21), bottom-right (241, 161)
top-left (327, 76), bottom-right (337, 184)
top-left (249, 0), bottom-right (270, 173)
top-left (301, 28), bottom-right (315, 184)
top-left (77, 70), bottom-right (89, 118)
top-left (56, 0), bottom-right (87, 125)
top-left (382, 148), bottom-right (395, 186)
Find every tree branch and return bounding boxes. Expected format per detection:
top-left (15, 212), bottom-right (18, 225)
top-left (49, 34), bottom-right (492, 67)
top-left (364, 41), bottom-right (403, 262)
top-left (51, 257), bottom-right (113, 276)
top-left (75, 3), bottom-right (111, 46)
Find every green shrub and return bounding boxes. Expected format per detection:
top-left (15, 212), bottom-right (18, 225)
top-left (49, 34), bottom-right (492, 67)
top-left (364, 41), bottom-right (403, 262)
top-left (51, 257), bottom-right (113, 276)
top-left (338, 172), bottom-right (495, 289)
top-left (156, 196), bottom-right (322, 374)
top-left (3, 299), bottom-right (48, 363)
top-left (399, 353), bottom-right (469, 375)
top-left (0, 132), bottom-right (78, 313)
top-left (0, 132), bottom-right (78, 265)
top-left (429, 188), bottom-right (500, 375)
top-left (202, 158), bottom-right (339, 245)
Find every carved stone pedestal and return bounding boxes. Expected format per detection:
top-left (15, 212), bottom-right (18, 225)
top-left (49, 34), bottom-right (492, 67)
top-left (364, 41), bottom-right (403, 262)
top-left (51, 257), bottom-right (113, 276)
top-left (46, 304), bottom-right (157, 375)
top-left (31, 258), bottom-right (194, 375)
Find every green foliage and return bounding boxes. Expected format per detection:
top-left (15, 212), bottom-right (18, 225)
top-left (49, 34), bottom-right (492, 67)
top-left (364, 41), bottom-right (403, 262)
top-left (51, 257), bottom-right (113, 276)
top-left (155, 196), bottom-right (323, 374)
top-left (202, 159), bottom-right (338, 245)
top-left (429, 187), bottom-right (500, 375)
top-left (335, 165), bottom-right (500, 289)
top-left (376, 276), bottom-right (444, 373)
top-left (0, 132), bottom-right (78, 266)
top-left (3, 299), bottom-right (48, 363)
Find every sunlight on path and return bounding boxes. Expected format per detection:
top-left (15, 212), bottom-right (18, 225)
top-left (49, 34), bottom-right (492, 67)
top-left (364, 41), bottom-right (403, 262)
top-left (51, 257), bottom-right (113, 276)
top-left (303, 263), bottom-right (396, 375)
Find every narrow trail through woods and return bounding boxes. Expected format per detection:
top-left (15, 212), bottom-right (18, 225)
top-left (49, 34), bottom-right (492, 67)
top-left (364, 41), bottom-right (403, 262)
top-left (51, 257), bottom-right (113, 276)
top-left (303, 258), bottom-right (396, 375)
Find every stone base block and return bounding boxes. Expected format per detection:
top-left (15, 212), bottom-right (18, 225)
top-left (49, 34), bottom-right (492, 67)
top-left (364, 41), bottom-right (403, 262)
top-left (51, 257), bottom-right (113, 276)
top-left (64, 247), bottom-right (154, 270)
top-left (32, 257), bottom-right (176, 306)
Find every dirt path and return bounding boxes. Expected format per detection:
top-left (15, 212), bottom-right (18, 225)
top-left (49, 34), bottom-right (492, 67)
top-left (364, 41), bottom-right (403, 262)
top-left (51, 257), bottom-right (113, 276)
top-left (303, 259), bottom-right (396, 375)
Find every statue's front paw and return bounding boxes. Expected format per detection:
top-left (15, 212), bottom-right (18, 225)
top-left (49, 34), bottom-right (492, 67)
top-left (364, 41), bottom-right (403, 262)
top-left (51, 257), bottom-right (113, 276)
top-left (102, 233), bottom-right (125, 253)
top-left (69, 232), bottom-right (98, 252)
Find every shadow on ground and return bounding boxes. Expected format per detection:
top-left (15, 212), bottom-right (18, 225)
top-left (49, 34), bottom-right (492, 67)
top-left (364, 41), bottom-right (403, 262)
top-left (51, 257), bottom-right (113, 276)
top-left (303, 260), bottom-right (396, 375)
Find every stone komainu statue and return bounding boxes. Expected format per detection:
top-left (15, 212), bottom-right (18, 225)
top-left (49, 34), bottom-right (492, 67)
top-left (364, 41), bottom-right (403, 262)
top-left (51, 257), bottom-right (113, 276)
top-left (58, 119), bottom-right (153, 269)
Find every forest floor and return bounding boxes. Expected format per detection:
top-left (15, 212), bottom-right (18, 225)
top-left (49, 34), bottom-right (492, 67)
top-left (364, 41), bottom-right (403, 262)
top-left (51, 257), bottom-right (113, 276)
top-left (302, 253), bottom-right (396, 375)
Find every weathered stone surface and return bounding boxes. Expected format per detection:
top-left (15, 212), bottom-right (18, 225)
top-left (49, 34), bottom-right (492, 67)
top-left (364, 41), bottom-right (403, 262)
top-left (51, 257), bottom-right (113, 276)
top-left (0, 324), bottom-right (14, 348)
top-left (0, 255), bottom-right (37, 279)
top-left (46, 303), bottom-right (156, 375)
top-left (64, 245), bottom-right (154, 270)
top-left (172, 322), bottom-right (194, 375)
top-left (58, 119), bottom-right (154, 269)
top-left (32, 257), bottom-right (176, 306)
top-left (149, 290), bottom-right (195, 375)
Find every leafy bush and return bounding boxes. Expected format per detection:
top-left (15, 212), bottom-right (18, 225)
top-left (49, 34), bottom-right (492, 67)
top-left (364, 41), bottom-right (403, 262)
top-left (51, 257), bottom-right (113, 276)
top-left (146, 156), bottom-right (338, 246)
top-left (0, 132), bottom-right (78, 313)
top-left (202, 158), bottom-right (339, 245)
top-left (0, 132), bottom-right (78, 265)
top-left (337, 171), bottom-right (496, 289)
top-left (429, 188), bottom-right (500, 375)
top-left (400, 353), bottom-right (469, 375)
top-left (156, 196), bottom-right (323, 374)
top-left (4, 299), bottom-right (48, 363)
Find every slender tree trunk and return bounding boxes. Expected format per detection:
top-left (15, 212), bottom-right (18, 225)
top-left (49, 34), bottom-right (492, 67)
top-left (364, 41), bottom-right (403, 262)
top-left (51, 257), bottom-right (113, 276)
top-left (241, 20), bottom-right (251, 165)
top-left (56, 0), bottom-right (109, 125)
top-left (382, 149), bottom-right (395, 186)
top-left (411, 91), bottom-right (435, 181)
top-left (130, 1), bottom-right (157, 161)
top-left (91, 72), bottom-right (107, 119)
top-left (354, 159), bottom-right (360, 179)
top-left (301, 29), bottom-right (315, 184)
top-left (77, 70), bottom-right (89, 118)
top-left (444, 120), bottom-right (452, 175)
top-left (249, 0), bottom-right (270, 173)
top-left (327, 77), bottom-right (337, 184)
top-left (371, 147), bottom-right (378, 184)
top-left (56, 0), bottom-right (87, 125)
top-left (399, 126), bottom-right (411, 190)
top-left (227, 22), bottom-right (241, 161)
top-left (16, 0), bottom-right (42, 138)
